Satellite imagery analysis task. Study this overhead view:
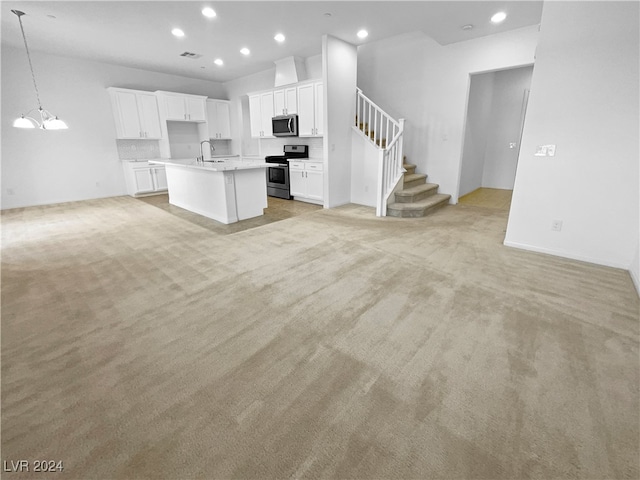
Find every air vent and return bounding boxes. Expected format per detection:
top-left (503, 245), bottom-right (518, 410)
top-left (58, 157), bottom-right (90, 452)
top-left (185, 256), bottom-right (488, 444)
top-left (180, 52), bottom-right (202, 59)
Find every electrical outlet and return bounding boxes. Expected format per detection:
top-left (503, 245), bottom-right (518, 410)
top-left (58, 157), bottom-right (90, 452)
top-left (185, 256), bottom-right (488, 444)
top-left (551, 219), bottom-right (563, 231)
top-left (547, 144), bottom-right (556, 156)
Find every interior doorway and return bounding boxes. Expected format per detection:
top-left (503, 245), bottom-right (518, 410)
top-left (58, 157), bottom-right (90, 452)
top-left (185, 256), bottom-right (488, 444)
top-left (458, 65), bottom-right (534, 207)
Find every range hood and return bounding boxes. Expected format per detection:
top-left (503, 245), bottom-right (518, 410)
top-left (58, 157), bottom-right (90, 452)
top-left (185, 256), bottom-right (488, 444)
top-left (274, 56), bottom-right (307, 87)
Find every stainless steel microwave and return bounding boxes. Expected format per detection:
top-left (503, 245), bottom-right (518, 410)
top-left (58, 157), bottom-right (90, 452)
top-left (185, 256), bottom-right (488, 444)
top-left (272, 114), bottom-right (298, 137)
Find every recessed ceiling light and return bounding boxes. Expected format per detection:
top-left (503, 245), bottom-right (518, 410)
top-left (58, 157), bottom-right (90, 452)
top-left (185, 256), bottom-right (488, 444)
top-left (171, 28), bottom-right (185, 37)
top-left (462, 24), bottom-right (474, 30)
top-left (214, 58), bottom-right (223, 66)
top-left (46, 14), bottom-right (56, 19)
top-left (324, 13), bottom-right (332, 17)
top-left (357, 29), bottom-right (368, 39)
top-left (274, 33), bottom-right (285, 43)
top-left (240, 47), bottom-right (250, 56)
top-left (491, 11), bottom-right (507, 23)
top-left (202, 7), bottom-right (216, 18)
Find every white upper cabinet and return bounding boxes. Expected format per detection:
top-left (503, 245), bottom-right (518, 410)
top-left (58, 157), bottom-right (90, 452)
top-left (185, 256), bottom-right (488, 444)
top-left (207, 100), bottom-right (231, 139)
top-left (108, 88), bottom-right (162, 139)
top-left (248, 91), bottom-right (274, 138)
top-left (156, 91), bottom-right (207, 122)
top-left (297, 81), bottom-right (323, 137)
top-left (273, 87), bottom-right (298, 116)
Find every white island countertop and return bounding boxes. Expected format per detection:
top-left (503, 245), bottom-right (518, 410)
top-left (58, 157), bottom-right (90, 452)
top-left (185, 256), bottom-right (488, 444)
top-left (149, 158), bottom-right (271, 172)
top-left (149, 157), bottom-right (271, 224)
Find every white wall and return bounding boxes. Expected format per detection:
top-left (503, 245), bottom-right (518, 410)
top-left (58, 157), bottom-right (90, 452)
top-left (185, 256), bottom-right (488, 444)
top-left (1, 46), bottom-right (225, 209)
top-left (459, 72), bottom-right (494, 196)
top-left (357, 26), bottom-right (539, 202)
top-left (167, 122), bottom-right (201, 159)
top-left (504, 1), bottom-right (639, 271)
top-left (323, 35), bottom-right (357, 208)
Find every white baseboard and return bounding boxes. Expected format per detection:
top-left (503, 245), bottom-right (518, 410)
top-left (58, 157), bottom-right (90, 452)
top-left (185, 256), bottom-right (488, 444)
top-left (503, 240), bottom-right (630, 271)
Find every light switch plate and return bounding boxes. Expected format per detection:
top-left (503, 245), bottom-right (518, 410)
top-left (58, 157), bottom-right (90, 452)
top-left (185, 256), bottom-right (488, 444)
top-left (535, 144), bottom-right (557, 157)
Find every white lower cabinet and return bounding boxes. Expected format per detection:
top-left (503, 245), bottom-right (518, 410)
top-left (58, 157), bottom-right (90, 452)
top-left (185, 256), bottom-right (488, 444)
top-left (289, 161), bottom-right (323, 204)
top-left (122, 161), bottom-right (168, 196)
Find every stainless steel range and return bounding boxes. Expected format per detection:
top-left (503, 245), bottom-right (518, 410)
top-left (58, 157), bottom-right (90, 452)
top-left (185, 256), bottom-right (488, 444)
top-left (265, 145), bottom-right (309, 199)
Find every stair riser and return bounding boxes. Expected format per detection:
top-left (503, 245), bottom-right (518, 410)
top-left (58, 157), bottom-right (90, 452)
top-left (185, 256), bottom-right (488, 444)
top-left (404, 166), bottom-right (416, 175)
top-left (404, 178), bottom-right (427, 189)
top-left (395, 189), bottom-right (437, 203)
top-left (387, 199), bottom-right (449, 218)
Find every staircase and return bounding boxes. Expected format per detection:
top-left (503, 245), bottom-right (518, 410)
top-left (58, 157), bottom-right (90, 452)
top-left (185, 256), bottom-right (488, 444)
top-left (354, 88), bottom-right (450, 218)
top-left (386, 159), bottom-right (451, 218)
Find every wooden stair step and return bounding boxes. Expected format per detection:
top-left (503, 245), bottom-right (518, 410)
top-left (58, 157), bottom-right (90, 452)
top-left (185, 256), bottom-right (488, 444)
top-left (394, 183), bottom-right (439, 203)
top-left (387, 194), bottom-right (451, 218)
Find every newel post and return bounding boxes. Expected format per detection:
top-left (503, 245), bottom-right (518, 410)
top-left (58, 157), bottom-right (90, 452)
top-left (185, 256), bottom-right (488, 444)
top-left (376, 148), bottom-right (385, 217)
top-left (397, 118), bottom-right (405, 171)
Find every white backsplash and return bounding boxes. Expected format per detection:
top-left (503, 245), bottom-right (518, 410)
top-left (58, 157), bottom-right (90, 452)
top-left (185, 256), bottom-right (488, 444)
top-left (260, 137), bottom-right (323, 158)
top-left (209, 139), bottom-right (232, 155)
top-left (117, 140), bottom-right (160, 160)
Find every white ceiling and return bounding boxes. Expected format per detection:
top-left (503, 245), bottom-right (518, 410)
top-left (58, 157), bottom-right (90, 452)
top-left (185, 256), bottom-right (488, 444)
top-left (1, 1), bottom-right (543, 83)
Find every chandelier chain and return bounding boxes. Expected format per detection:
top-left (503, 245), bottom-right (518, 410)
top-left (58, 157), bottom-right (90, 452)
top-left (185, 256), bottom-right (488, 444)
top-left (15, 12), bottom-right (42, 110)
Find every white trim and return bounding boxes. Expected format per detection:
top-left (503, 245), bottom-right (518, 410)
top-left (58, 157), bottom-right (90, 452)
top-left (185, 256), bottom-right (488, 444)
top-left (503, 240), bottom-right (631, 271)
top-left (629, 266), bottom-right (640, 297)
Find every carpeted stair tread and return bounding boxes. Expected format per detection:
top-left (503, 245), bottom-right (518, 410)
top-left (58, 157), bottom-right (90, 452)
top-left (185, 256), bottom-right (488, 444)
top-left (403, 164), bottom-right (416, 175)
top-left (387, 194), bottom-right (451, 218)
top-left (403, 173), bottom-right (428, 189)
top-left (395, 182), bottom-right (438, 200)
top-left (403, 173), bottom-right (426, 183)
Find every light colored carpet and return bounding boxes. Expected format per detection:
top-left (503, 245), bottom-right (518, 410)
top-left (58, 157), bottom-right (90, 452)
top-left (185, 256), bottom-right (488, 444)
top-left (2, 196), bottom-right (638, 480)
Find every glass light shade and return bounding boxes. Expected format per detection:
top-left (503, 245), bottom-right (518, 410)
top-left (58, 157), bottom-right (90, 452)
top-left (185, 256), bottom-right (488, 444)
top-left (43, 117), bottom-right (69, 130)
top-left (13, 115), bottom-right (38, 128)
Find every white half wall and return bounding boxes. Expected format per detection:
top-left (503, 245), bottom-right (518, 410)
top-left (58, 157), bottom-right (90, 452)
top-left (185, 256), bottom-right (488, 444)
top-left (357, 27), bottom-right (538, 203)
top-left (1, 46), bottom-right (225, 209)
top-left (351, 129), bottom-right (379, 207)
top-left (504, 1), bottom-right (639, 271)
top-left (323, 35), bottom-right (357, 208)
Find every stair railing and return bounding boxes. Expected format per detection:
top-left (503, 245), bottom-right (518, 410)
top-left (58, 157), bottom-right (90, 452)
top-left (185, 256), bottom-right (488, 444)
top-left (355, 88), bottom-right (405, 216)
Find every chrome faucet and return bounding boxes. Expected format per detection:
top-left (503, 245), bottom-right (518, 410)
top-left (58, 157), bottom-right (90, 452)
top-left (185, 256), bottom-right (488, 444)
top-left (197, 140), bottom-right (215, 162)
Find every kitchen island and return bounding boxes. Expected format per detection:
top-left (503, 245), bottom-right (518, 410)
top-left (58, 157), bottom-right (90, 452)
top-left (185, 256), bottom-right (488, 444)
top-left (149, 158), bottom-right (271, 224)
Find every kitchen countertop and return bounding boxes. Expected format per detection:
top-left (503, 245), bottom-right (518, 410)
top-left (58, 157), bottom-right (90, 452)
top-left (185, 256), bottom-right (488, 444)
top-left (149, 158), bottom-right (271, 172)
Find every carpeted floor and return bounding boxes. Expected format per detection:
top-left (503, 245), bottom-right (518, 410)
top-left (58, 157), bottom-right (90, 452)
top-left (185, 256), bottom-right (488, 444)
top-left (1, 196), bottom-right (638, 479)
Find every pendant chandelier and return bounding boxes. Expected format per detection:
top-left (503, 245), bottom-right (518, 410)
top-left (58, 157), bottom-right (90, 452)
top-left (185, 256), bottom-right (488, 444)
top-left (11, 9), bottom-right (68, 130)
